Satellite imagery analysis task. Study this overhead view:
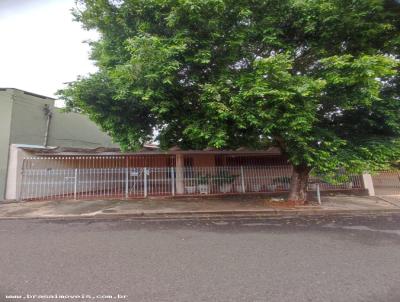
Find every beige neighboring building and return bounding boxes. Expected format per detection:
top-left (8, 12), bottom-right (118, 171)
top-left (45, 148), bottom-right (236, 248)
top-left (0, 88), bottom-right (119, 201)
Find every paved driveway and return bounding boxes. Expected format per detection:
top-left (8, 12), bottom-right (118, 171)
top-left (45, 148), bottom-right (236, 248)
top-left (1, 214), bottom-right (400, 302)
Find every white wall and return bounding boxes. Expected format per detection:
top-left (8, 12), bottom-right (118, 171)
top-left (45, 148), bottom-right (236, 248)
top-left (5, 144), bottom-right (34, 200)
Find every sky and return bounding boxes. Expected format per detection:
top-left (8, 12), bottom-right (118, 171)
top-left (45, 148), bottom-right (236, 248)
top-left (0, 0), bottom-right (98, 104)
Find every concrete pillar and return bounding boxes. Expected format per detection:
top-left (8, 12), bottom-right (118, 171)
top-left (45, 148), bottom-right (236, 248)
top-left (176, 154), bottom-right (184, 194)
top-left (362, 173), bottom-right (375, 196)
top-left (6, 144), bottom-right (30, 201)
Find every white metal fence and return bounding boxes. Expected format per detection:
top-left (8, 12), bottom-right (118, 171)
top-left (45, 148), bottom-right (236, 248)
top-left (372, 170), bottom-right (400, 196)
top-left (19, 164), bottom-right (363, 201)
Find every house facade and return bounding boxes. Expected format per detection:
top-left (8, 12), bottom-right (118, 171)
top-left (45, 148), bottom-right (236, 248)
top-left (0, 88), bottom-right (118, 200)
top-left (1, 89), bottom-right (370, 202)
top-left (6, 145), bottom-right (365, 201)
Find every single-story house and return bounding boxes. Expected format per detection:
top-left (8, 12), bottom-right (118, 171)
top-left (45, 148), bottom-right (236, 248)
top-left (6, 144), bottom-right (365, 201)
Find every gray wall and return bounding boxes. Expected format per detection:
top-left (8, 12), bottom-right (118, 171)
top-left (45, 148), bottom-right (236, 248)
top-left (48, 110), bottom-right (117, 148)
top-left (0, 90), bottom-right (13, 201)
top-left (0, 88), bottom-right (118, 200)
top-left (9, 89), bottom-right (54, 146)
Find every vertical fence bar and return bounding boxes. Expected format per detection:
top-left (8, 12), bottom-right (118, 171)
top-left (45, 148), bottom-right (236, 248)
top-left (240, 166), bottom-right (245, 193)
top-left (316, 183), bottom-right (321, 205)
top-left (144, 167), bottom-right (148, 197)
top-left (125, 167), bottom-right (129, 198)
top-left (86, 157), bottom-right (89, 199)
top-left (74, 168), bottom-right (78, 200)
top-left (32, 159), bottom-right (36, 199)
top-left (18, 159), bottom-right (26, 202)
top-left (61, 167), bottom-right (65, 199)
top-left (38, 169), bottom-right (42, 200)
top-left (148, 168), bottom-right (152, 195)
top-left (171, 167), bottom-right (175, 196)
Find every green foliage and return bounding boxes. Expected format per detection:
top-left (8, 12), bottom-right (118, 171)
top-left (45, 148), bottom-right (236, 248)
top-left (58, 0), bottom-right (400, 176)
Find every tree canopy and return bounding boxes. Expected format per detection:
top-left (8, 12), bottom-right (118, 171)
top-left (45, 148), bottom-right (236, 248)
top-left (59, 0), bottom-right (400, 201)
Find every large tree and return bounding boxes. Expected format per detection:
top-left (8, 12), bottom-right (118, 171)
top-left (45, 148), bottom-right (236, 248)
top-left (59, 0), bottom-right (400, 202)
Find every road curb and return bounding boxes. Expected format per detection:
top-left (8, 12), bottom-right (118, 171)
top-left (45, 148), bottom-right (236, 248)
top-left (1, 208), bottom-right (400, 221)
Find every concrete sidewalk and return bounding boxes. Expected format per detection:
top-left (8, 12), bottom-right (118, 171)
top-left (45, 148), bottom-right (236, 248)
top-left (1, 195), bottom-right (400, 219)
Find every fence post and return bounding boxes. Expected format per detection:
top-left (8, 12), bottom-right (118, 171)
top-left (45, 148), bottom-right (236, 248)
top-left (125, 167), bottom-right (129, 199)
top-left (144, 167), bottom-right (148, 197)
top-left (176, 154), bottom-right (184, 194)
top-left (17, 172), bottom-right (23, 202)
top-left (171, 167), bottom-right (175, 196)
top-left (240, 166), bottom-right (245, 193)
top-left (316, 183), bottom-right (321, 205)
top-left (74, 168), bottom-right (78, 200)
top-left (17, 160), bottom-right (26, 202)
top-left (362, 173), bottom-right (375, 196)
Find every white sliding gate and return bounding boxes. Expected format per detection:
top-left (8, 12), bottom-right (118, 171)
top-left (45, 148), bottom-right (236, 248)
top-left (20, 167), bottom-right (175, 200)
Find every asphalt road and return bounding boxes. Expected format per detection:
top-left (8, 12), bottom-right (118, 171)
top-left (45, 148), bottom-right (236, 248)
top-left (1, 214), bottom-right (400, 302)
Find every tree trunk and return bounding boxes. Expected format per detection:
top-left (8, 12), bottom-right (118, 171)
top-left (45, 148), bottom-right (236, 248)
top-left (287, 165), bottom-right (311, 205)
